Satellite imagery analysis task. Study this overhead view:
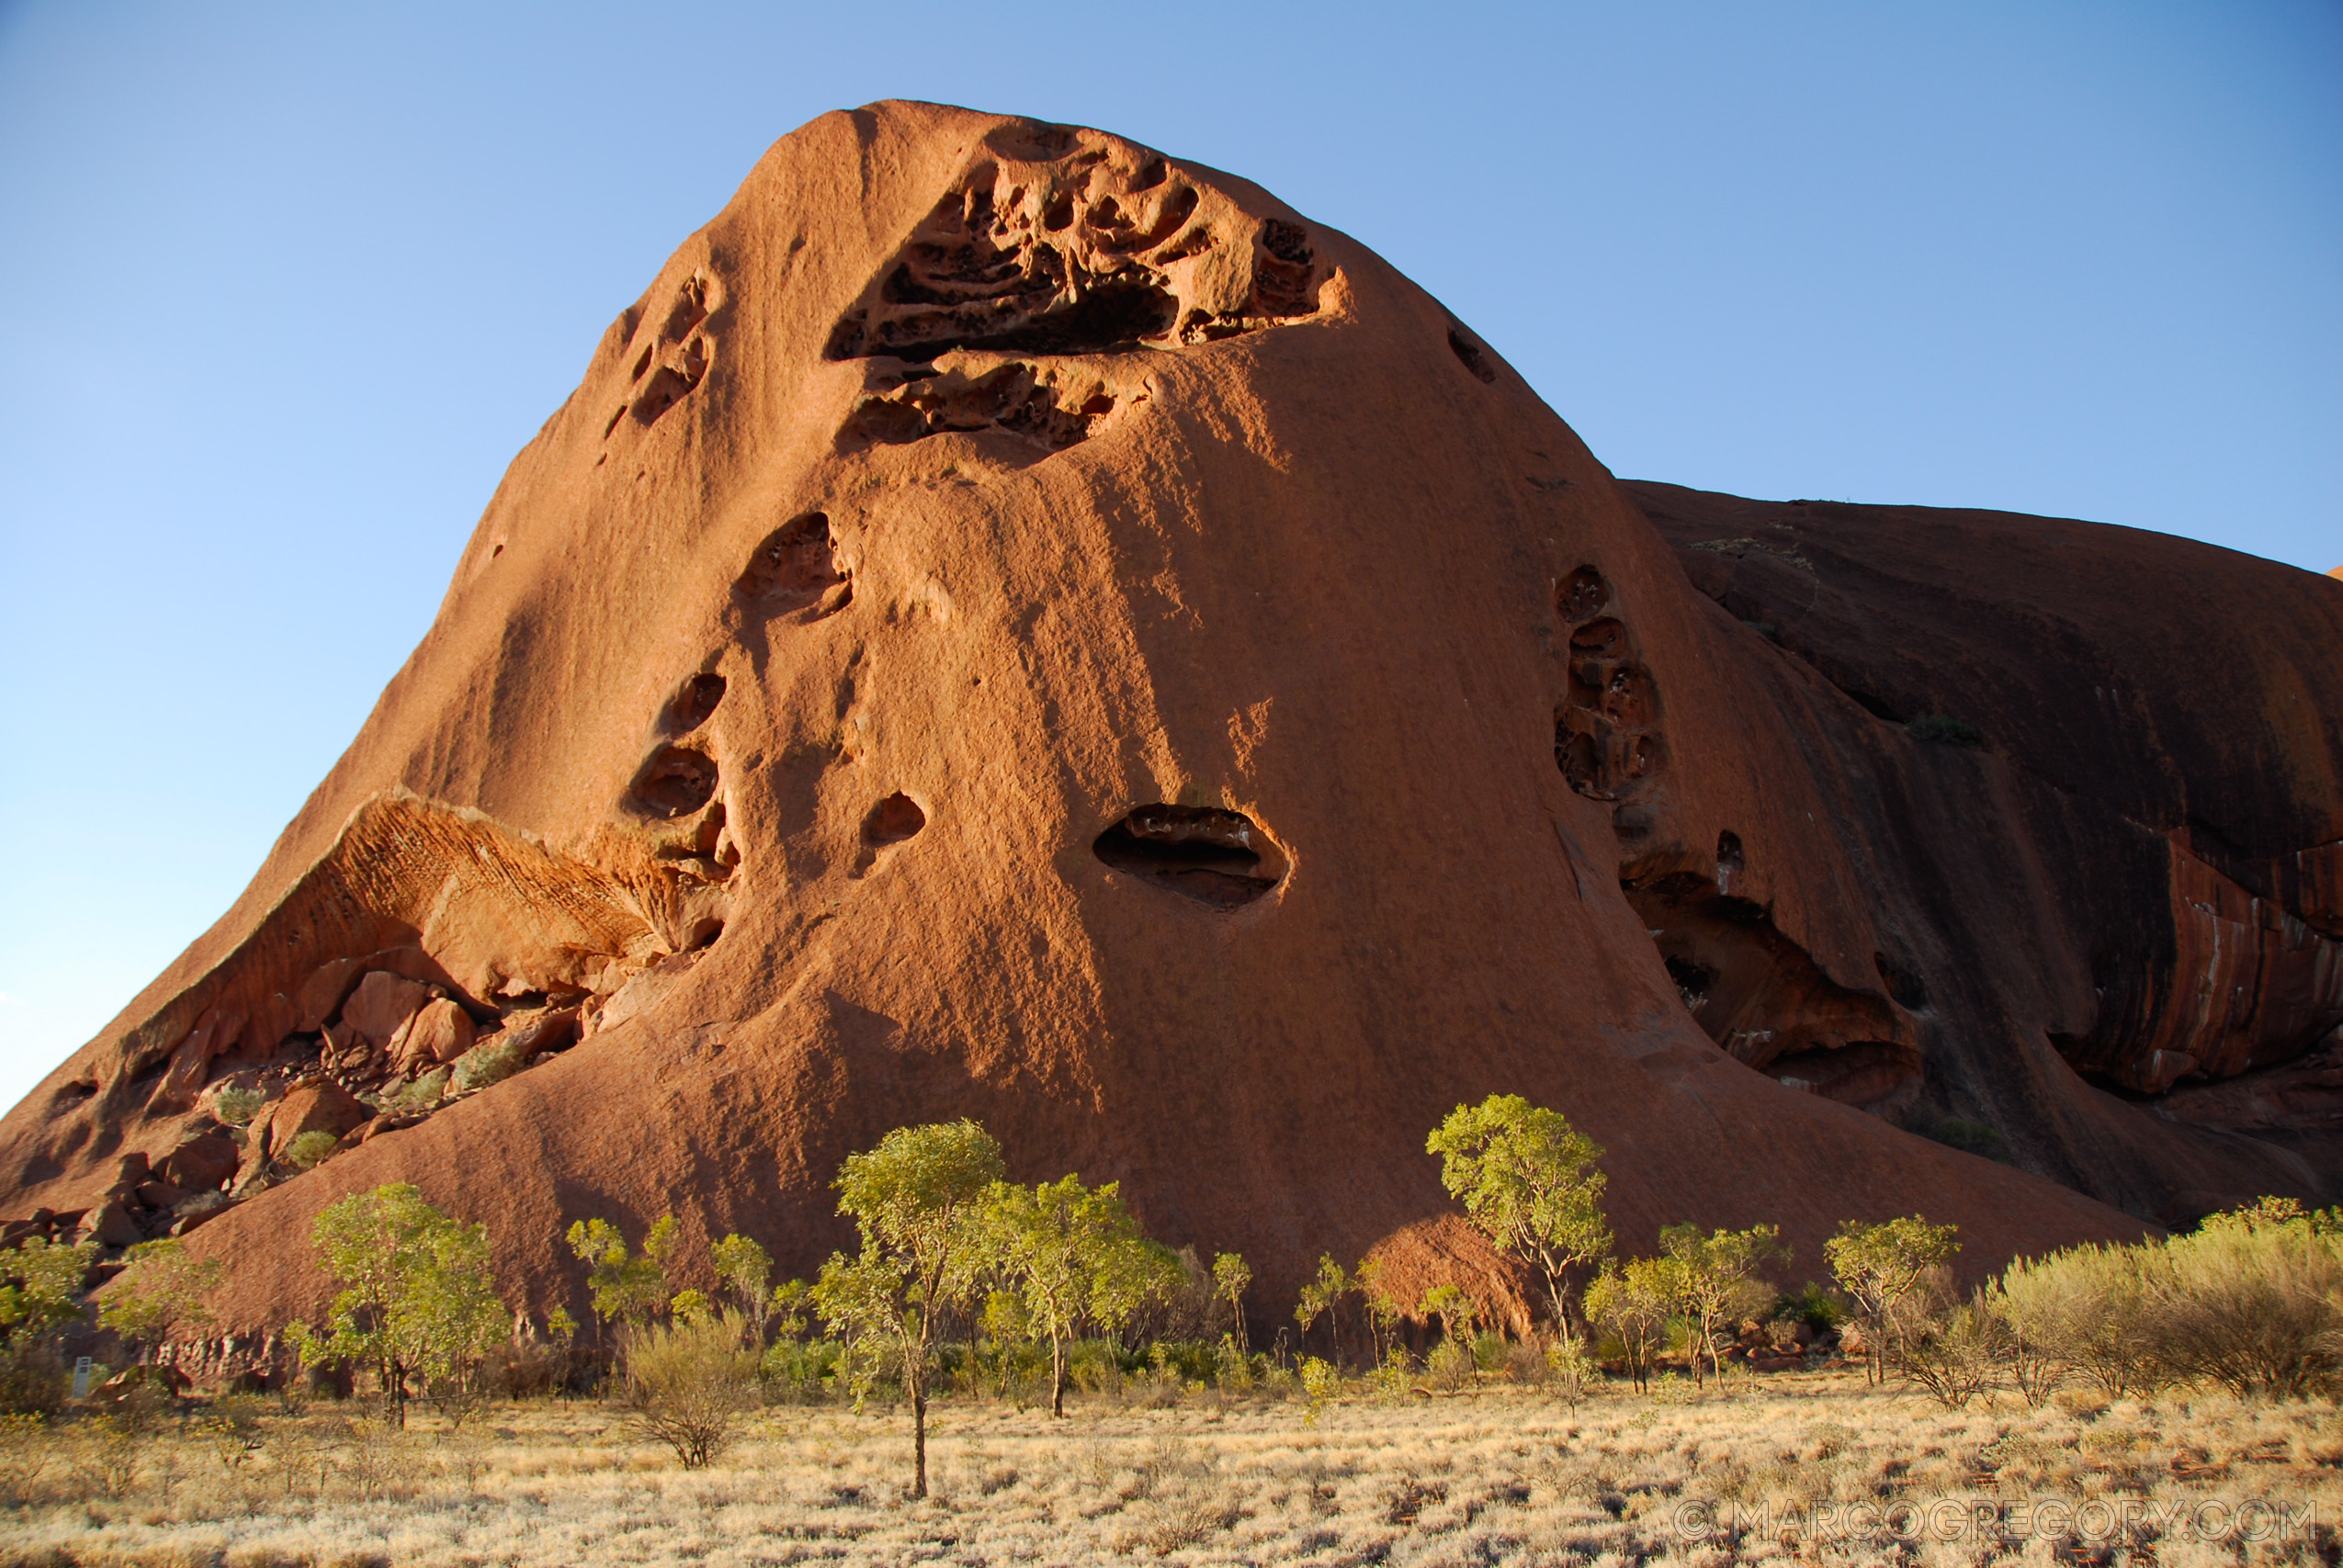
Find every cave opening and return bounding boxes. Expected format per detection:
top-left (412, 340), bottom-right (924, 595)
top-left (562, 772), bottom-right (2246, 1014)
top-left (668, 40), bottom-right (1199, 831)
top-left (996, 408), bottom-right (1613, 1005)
top-left (1093, 805), bottom-right (1287, 909)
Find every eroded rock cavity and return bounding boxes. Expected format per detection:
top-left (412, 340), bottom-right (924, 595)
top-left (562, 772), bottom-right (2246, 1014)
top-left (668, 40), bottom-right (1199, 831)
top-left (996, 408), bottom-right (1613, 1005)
top-left (1093, 806), bottom-right (1287, 909)
top-left (843, 360), bottom-right (1119, 454)
top-left (603, 274), bottom-right (714, 442)
top-left (736, 513), bottom-right (851, 616)
top-left (824, 140), bottom-right (1320, 362)
top-left (1626, 845), bottom-right (1920, 1112)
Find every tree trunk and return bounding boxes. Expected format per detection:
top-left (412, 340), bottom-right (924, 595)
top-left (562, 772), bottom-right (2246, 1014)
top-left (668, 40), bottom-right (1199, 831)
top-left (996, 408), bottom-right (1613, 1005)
top-left (1050, 1331), bottom-right (1067, 1417)
top-left (912, 1382), bottom-right (928, 1499)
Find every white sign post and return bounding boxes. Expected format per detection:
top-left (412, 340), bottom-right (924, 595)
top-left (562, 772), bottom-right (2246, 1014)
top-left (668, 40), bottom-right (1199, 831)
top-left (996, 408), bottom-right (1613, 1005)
top-left (72, 1356), bottom-right (92, 1399)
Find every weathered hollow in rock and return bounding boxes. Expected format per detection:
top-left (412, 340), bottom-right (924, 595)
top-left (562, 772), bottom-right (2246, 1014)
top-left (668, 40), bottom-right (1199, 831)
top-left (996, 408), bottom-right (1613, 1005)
top-left (1093, 806), bottom-right (1287, 909)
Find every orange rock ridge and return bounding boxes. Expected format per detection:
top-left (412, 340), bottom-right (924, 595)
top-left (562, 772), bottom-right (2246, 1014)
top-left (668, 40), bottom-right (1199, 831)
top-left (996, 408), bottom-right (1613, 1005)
top-left (3, 102), bottom-right (2337, 1338)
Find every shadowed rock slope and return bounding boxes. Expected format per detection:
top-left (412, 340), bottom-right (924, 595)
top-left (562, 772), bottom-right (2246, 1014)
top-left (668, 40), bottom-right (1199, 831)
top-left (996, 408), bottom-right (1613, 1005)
top-left (6, 102), bottom-right (2332, 1336)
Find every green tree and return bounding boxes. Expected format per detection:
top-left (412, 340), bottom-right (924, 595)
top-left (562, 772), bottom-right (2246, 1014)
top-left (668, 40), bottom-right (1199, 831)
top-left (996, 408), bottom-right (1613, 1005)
top-left (1427, 1094), bottom-right (1612, 1332)
top-left (984, 1175), bottom-right (1177, 1416)
top-left (564, 1214), bottom-right (679, 1338)
top-left (1583, 1255), bottom-right (1681, 1392)
top-left (1356, 1255), bottom-right (1406, 1366)
top-left (1823, 1216), bottom-right (1960, 1386)
top-left (0, 1236), bottom-right (96, 1347)
top-left (710, 1234), bottom-right (775, 1345)
top-left (1294, 1254), bottom-right (1352, 1363)
top-left (97, 1238), bottom-right (223, 1362)
top-left (812, 1120), bottom-right (1003, 1499)
top-left (1418, 1282), bottom-right (1478, 1344)
top-left (289, 1183), bottom-right (508, 1427)
top-left (1660, 1223), bottom-right (1785, 1386)
top-left (1211, 1252), bottom-right (1251, 1347)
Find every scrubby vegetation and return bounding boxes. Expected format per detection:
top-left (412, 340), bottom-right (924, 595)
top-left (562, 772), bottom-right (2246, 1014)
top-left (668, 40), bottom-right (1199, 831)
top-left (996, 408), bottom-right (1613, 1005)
top-left (1, 1095), bottom-right (2337, 1562)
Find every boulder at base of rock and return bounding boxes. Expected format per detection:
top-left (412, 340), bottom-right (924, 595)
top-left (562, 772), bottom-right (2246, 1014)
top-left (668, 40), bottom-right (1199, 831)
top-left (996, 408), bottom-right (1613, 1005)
top-left (257, 1081), bottom-right (369, 1163)
top-left (389, 998), bottom-right (474, 1072)
top-left (501, 1006), bottom-right (579, 1061)
top-left (340, 971), bottom-right (433, 1052)
top-left (77, 1198), bottom-right (143, 1249)
top-left (160, 1132), bottom-right (239, 1193)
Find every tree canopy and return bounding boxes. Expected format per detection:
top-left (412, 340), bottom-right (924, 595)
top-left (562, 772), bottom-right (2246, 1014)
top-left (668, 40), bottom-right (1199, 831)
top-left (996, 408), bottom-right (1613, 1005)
top-left (814, 1119), bottom-right (1003, 1498)
top-left (982, 1174), bottom-right (1178, 1416)
top-left (291, 1182), bottom-right (507, 1426)
top-left (1427, 1094), bottom-right (1612, 1330)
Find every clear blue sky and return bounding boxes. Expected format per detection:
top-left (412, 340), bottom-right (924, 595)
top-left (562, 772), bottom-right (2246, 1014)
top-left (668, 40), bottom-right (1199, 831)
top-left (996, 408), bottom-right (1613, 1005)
top-left (2, 1), bottom-right (2337, 1113)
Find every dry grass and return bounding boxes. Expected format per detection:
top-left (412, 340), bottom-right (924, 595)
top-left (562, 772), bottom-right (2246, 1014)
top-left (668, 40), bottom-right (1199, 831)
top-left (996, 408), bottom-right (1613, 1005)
top-left (1, 1371), bottom-right (2337, 1565)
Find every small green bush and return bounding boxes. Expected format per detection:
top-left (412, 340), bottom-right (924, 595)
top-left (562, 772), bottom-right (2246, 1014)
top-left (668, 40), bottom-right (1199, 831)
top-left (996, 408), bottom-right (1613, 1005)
top-left (452, 1039), bottom-right (520, 1093)
top-left (393, 1068), bottom-right (449, 1110)
top-left (1907, 715), bottom-right (1985, 749)
top-left (1772, 1281), bottom-right (1846, 1331)
top-left (210, 1086), bottom-right (266, 1127)
top-left (282, 1130), bottom-right (343, 1170)
top-left (1918, 1117), bottom-right (2010, 1164)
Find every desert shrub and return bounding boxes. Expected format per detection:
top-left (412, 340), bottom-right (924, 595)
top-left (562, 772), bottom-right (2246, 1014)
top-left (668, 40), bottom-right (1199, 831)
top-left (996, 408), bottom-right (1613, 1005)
top-left (476, 1336), bottom-right (574, 1399)
top-left (1985, 1265), bottom-right (2076, 1405)
top-left (1368, 1347), bottom-right (1413, 1405)
top-left (1993, 1241), bottom-right (2162, 1397)
top-left (392, 1068), bottom-right (448, 1110)
top-left (283, 1129), bottom-right (343, 1170)
top-left (1771, 1281), bottom-right (1846, 1334)
top-left (1907, 714), bottom-right (1985, 748)
top-left (1893, 1288), bottom-right (2002, 1408)
top-left (761, 1336), bottom-right (842, 1403)
top-left (2145, 1198), bottom-right (2343, 1398)
top-left (210, 1085), bottom-right (266, 1127)
top-left (1148, 1340), bottom-right (1217, 1383)
top-left (1917, 1116), bottom-right (2011, 1163)
top-left (1212, 1333), bottom-right (1255, 1392)
top-left (623, 1309), bottom-right (760, 1467)
top-left (70, 1413), bottom-right (147, 1500)
top-left (0, 1348), bottom-right (68, 1416)
top-left (1117, 1245), bottom-right (1220, 1347)
top-left (1545, 1335), bottom-right (1596, 1406)
top-left (1, 1235), bottom-right (95, 1415)
top-left (1427, 1337), bottom-right (1474, 1393)
top-left (451, 1037), bottom-right (521, 1092)
top-left (0, 1413), bottom-right (51, 1505)
top-left (1298, 1356), bottom-right (1341, 1425)
top-left (1068, 1338), bottom-right (1125, 1401)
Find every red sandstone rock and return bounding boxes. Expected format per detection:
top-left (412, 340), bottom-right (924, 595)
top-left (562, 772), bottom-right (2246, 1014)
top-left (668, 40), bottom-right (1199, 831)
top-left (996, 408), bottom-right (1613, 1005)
top-left (0, 105), bottom-right (2330, 1332)
top-left (160, 1133), bottom-right (238, 1193)
top-left (341, 971), bottom-right (432, 1053)
top-left (389, 998), bottom-right (474, 1072)
top-left (78, 1199), bottom-right (143, 1249)
top-left (254, 1081), bottom-right (368, 1166)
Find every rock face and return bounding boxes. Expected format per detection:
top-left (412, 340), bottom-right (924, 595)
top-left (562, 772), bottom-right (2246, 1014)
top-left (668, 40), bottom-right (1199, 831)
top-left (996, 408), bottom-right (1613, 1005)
top-left (1, 102), bottom-right (2334, 1332)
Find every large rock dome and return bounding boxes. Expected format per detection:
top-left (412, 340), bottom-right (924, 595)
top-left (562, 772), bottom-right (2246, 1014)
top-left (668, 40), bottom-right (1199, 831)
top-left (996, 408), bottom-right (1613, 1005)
top-left (8, 102), bottom-right (2338, 1332)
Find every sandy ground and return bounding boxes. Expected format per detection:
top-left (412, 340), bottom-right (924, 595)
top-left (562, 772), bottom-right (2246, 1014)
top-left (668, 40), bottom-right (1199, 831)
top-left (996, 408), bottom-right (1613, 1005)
top-left (1, 1370), bottom-right (2337, 1566)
